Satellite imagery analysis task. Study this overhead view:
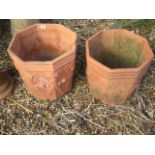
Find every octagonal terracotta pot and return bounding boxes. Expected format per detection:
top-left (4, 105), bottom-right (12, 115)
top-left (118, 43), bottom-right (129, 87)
top-left (86, 29), bottom-right (154, 105)
top-left (8, 24), bottom-right (77, 100)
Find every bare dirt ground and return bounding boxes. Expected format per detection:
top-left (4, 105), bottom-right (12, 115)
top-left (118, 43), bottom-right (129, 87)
top-left (0, 19), bottom-right (155, 135)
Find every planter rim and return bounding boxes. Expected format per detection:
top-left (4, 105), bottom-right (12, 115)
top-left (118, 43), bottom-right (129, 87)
top-left (86, 29), bottom-right (154, 74)
top-left (10, 23), bottom-right (76, 37)
top-left (8, 23), bottom-right (77, 67)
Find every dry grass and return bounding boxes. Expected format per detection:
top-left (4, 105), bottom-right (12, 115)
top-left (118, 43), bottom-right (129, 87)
top-left (0, 19), bottom-right (155, 135)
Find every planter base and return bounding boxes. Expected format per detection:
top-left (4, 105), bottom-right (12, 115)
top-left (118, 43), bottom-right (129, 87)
top-left (0, 72), bottom-right (14, 100)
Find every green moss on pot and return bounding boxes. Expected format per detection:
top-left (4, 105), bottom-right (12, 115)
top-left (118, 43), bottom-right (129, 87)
top-left (91, 37), bottom-right (144, 69)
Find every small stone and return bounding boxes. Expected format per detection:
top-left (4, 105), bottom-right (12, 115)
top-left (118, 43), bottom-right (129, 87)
top-left (6, 109), bottom-right (11, 114)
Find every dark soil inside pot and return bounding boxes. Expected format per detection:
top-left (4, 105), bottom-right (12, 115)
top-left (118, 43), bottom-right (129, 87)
top-left (90, 36), bottom-right (145, 69)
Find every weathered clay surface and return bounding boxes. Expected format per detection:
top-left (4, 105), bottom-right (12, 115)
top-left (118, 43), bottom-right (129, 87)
top-left (86, 29), bottom-right (154, 104)
top-left (0, 72), bottom-right (14, 100)
top-left (8, 24), bottom-right (77, 100)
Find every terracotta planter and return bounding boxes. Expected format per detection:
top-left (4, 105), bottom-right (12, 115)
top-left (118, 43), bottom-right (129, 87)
top-left (86, 29), bottom-right (154, 104)
top-left (10, 19), bottom-right (40, 36)
top-left (8, 24), bottom-right (77, 100)
top-left (0, 72), bottom-right (14, 100)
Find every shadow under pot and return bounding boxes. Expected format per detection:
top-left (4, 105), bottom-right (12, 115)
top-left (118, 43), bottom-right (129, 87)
top-left (0, 72), bottom-right (14, 100)
top-left (86, 29), bottom-right (154, 105)
top-left (8, 24), bottom-right (77, 100)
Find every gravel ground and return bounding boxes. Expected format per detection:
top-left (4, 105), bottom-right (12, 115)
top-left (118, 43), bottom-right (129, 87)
top-left (0, 19), bottom-right (155, 135)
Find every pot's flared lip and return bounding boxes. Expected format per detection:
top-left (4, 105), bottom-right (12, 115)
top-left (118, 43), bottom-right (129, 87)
top-left (10, 23), bottom-right (77, 37)
top-left (7, 23), bottom-right (77, 66)
top-left (86, 29), bottom-right (154, 74)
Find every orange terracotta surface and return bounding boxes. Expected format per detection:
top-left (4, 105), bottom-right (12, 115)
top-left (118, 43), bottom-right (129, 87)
top-left (0, 72), bottom-right (14, 100)
top-left (86, 29), bottom-right (154, 105)
top-left (8, 24), bottom-right (77, 100)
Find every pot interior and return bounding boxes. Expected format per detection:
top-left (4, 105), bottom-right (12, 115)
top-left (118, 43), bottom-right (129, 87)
top-left (20, 40), bottom-right (63, 61)
top-left (89, 31), bottom-right (145, 69)
top-left (10, 25), bottom-right (76, 62)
